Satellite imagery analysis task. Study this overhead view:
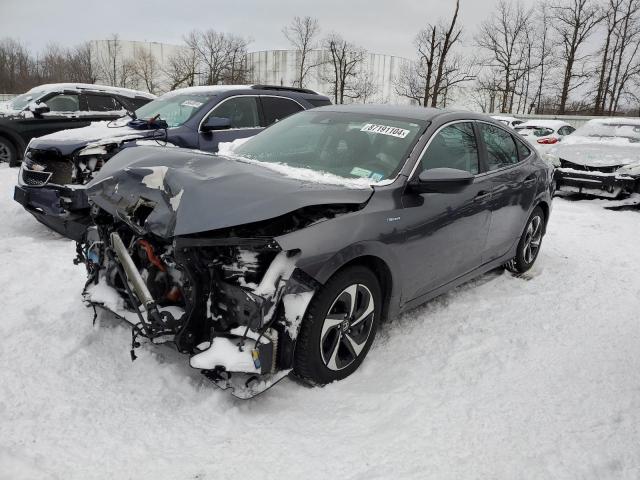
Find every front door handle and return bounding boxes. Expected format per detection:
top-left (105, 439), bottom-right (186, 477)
top-left (523, 176), bottom-right (536, 186)
top-left (474, 190), bottom-right (491, 202)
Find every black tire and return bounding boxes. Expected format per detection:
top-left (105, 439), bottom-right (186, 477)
top-left (506, 206), bottom-right (545, 274)
top-left (0, 136), bottom-right (18, 167)
top-left (294, 265), bottom-right (382, 385)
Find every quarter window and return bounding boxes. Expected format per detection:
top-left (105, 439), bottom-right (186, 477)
top-left (419, 122), bottom-right (479, 175)
top-left (261, 97), bottom-right (304, 126)
top-left (209, 97), bottom-right (260, 129)
top-left (479, 123), bottom-right (519, 170)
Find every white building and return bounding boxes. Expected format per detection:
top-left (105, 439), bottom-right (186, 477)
top-left (90, 40), bottom-right (414, 104)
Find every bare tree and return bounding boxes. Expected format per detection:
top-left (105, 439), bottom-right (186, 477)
top-left (95, 34), bottom-right (123, 86)
top-left (477, 1), bottom-right (534, 112)
top-left (283, 16), bottom-right (320, 88)
top-left (550, 0), bottom-right (603, 114)
top-left (132, 46), bottom-right (160, 94)
top-left (534, 2), bottom-right (555, 113)
top-left (185, 30), bottom-right (249, 85)
top-left (352, 67), bottom-right (379, 103)
top-left (165, 47), bottom-right (199, 89)
top-left (322, 34), bottom-right (366, 104)
top-left (396, 0), bottom-right (468, 107)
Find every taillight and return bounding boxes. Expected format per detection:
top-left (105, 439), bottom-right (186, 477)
top-left (537, 137), bottom-right (558, 144)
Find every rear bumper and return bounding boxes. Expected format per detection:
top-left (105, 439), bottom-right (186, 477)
top-left (14, 184), bottom-right (91, 241)
top-left (554, 168), bottom-right (638, 198)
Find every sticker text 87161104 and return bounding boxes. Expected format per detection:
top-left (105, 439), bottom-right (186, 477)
top-left (360, 123), bottom-right (410, 138)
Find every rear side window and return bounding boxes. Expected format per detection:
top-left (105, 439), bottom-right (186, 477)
top-left (479, 123), bottom-right (519, 170)
top-left (419, 122), bottom-right (479, 175)
top-left (85, 94), bottom-right (122, 112)
top-left (308, 98), bottom-right (332, 107)
top-left (261, 97), bottom-right (304, 126)
top-left (210, 97), bottom-right (261, 129)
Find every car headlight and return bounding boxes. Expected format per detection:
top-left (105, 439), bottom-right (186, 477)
top-left (22, 149), bottom-right (47, 172)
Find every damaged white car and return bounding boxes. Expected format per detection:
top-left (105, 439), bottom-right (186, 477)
top-left (552, 118), bottom-right (640, 198)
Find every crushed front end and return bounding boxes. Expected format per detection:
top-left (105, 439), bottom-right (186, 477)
top-left (77, 209), bottom-right (318, 399)
top-left (555, 159), bottom-right (640, 198)
top-left (15, 143), bottom-right (123, 240)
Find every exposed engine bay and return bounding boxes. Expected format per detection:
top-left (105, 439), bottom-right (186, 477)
top-left (77, 208), bottom-right (322, 398)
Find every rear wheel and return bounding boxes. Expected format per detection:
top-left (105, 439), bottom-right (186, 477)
top-left (0, 137), bottom-right (18, 167)
top-left (506, 206), bottom-right (545, 274)
top-left (294, 266), bottom-right (382, 385)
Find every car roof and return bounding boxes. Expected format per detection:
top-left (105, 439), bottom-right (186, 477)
top-left (585, 117), bottom-right (640, 127)
top-left (312, 104), bottom-right (501, 124)
top-left (26, 83), bottom-right (155, 99)
top-left (516, 119), bottom-right (570, 129)
top-left (162, 84), bottom-right (328, 99)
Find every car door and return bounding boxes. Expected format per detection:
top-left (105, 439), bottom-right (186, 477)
top-left (260, 96), bottom-right (304, 126)
top-left (198, 96), bottom-right (263, 153)
top-left (477, 122), bottom-right (538, 262)
top-left (16, 92), bottom-right (91, 140)
top-left (399, 121), bottom-right (493, 300)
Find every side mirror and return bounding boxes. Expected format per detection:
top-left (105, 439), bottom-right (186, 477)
top-left (28, 102), bottom-right (50, 117)
top-left (410, 167), bottom-right (474, 194)
top-left (201, 116), bottom-right (232, 132)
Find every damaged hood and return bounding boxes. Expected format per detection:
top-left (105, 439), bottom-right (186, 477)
top-left (551, 137), bottom-right (640, 168)
top-left (29, 121), bottom-right (150, 156)
top-left (87, 146), bottom-right (374, 238)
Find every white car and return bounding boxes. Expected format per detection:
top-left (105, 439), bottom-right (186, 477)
top-left (552, 118), bottom-right (640, 198)
top-left (491, 115), bottom-right (524, 129)
top-left (515, 120), bottom-right (576, 150)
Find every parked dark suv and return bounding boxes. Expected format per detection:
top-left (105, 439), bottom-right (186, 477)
top-left (14, 84), bottom-right (331, 240)
top-left (0, 83), bottom-right (154, 166)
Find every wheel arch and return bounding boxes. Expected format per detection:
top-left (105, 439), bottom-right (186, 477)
top-left (0, 128), bottom-right (26, 157)
top-left (535, 199), bottom-right (550, 233)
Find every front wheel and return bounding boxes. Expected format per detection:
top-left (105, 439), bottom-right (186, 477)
top-left (506, 206), bottom-right (545, 274)
top-left (0, 137), bottom-right (18, 167)
top-left (293, 266), bottom-right (382, 385)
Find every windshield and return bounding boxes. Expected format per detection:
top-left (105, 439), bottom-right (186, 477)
top-left (10, 91), bottom-right (45, 110)
top-left (516, 126), bottom-right (554, 137)
top-left (233, 110), bottom-right (426, 182)
top-left (573, 121), bottom-right (640, 143)
top-left (134, 93), bottom-right (214, 128)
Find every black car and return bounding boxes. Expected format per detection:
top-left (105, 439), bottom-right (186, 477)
top-left (77, 105), bottom-right (553, 398)
top-left (14, 85), bottom-right (331, 241)
top-left (0, 83), bottom-right (154, 166)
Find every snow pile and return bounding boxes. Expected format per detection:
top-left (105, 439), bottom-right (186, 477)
top-left (1, 163), bottom-right (640, 478)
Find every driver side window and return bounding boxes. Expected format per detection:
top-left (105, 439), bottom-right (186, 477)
top-left (45, 94), bottom-right (80, 112)
top-left (419, 122), bottom-right (479, 175)
top-left (208, 97), bottom-right (260, 129)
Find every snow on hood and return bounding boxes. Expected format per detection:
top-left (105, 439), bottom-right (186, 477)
top-left (28, 119), bottom-right (149, 154)
top-left (86, 146), bottom-right (374, 238)
top-left (550, 136), bottom-right (640, 168)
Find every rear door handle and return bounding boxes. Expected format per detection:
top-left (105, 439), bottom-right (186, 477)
top-left (474, 190), bottom-right (491, 202)
top-left (523, 176), bottom-right (536, 186)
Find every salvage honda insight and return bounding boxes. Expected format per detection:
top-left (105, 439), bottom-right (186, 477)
top-left (78, 105), bottom-right (553, 398)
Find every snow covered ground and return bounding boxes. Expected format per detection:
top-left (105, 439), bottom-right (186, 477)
top-left (1, 163), bottom-right (639, 480)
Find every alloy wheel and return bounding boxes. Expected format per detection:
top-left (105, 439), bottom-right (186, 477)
top-left (320, 284), bottom-right (375, 371)
top-left (523, 215), bottom-right (543, 264)
top-left (0, 142), bottom-right (10, 163)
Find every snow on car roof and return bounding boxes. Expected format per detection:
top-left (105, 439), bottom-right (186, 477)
top-left (516, 119), bottom-right (570, 130)
top-left (492, 115), bottom-right (519, 122)
top-left (161, 85), bottom-right (254, 97)
top-left (25, 83), bottom-right (155, 99)
top-left (584, 117), bottom-right (640, 127)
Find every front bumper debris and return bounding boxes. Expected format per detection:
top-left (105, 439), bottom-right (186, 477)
top-left (554, 168), bottom-right (638, 198)
top-left (14, 185), bottom-right (91, 241)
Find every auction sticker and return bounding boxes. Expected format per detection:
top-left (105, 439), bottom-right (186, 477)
top-left (360, 123), bottom-right (410, 138)
top-left (181, 100), bottom-right (203, 108)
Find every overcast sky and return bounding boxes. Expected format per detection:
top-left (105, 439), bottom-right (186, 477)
top-left (0, 0), bottom-right (540, 58)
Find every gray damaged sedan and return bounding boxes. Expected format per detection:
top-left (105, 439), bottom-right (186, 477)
top-left (77, 105), bottom-right (554, 398)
